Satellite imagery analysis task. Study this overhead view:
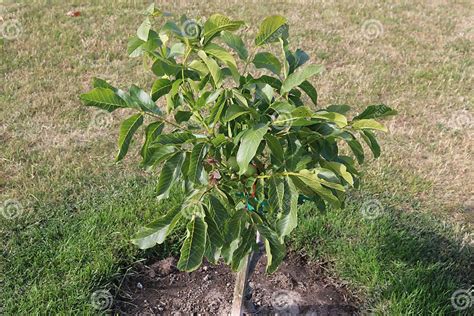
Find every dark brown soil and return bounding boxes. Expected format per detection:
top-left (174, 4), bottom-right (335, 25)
top-left (114, 253), bottom-right (357, 315)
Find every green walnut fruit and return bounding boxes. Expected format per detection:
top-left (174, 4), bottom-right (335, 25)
top-left (244, 164), bottom-right (257, 177)
top-left (228, 156), bottom-right (239, 171)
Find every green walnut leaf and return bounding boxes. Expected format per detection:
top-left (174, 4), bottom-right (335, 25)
top-left (141, 122), bottom-right (164, 164)
top-left (203, 14), bottom-right (244, 45)
top-left (360, 130), bottom-right (381, 158)
top-left (80, 88), bottom-right (128, 112)
top-left (221, 31), bottom-right (248, 60)
top-left (255, 15), bottom-right (288, 46)
top-left (137, 17), bottom-right (152, 41)
top-left (116, 113), bottom-right (144, 161)
top-left (151, 79), bottom-right (173, 101)
top-left (231, 225), bottom-right (256, 271)
top-left (204, 43), bottom-right (239, 81)
top-left (289, 169), bottom-right (341, 208)
top-left (351, 119), bottom-right (387, 132)
top-left (299, 80), bottom-right (318, 105)
top-left (129, 85), bottom-right (161, 114)
top-left (281, 64), bottom-right (324, 94)
top-left (252, 52), bottom-right (281, 75)
top-left (188, 143), bottom-right (209, 184)
top-left (177, 216), bottom-right (208, 272)
top-left (198, 50), bottom-right (223, 88)
top-left (236, 123), bottom-right (269, 175)
top-left (276, 176), bottom-right (298, 239)
top-left (131, 206), bottom-right (181, 249)
top-left (257, 224), bottom-right (286, 273)
top-left (354, 104), bottom-right (397, 120)
top-left (156, 152), bottom-right (186, 200)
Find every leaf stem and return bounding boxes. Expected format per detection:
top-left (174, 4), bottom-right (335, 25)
top-left (279, 38), bottom-right (287, 79)
top-left (243, 49), bottom-right (258, 74)
top-left (145, 112), bottom-right (184, 130)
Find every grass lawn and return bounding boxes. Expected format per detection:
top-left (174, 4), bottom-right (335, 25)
top-left (1, 0), bottom-right (473, 314)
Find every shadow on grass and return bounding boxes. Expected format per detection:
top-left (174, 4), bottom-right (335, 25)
top-left (371, 211), bottom-right (473, 314)
top-left (291, 200), bottom-right (473, 315)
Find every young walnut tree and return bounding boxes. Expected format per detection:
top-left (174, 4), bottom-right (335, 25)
top-left (80, 4), bottom-right (395, 312)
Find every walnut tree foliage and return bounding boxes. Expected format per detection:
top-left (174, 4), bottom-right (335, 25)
top-left (80, 4), bottom-right (396, 273)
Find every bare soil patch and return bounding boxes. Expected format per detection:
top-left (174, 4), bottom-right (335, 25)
top-left (115, 253), bottom-right (357, 315)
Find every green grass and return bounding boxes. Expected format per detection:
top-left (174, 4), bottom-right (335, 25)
top-left (291, 195), bottom-right (473, 315)
top-left (3, 177), bottom-right (471, 314)
top-left (2, 176), bottom-right (184, 314)
top-left (1, 1), bottom-right (473, 315)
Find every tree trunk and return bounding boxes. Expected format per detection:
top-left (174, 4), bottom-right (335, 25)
top-left (231, 232), bottom-right (265, 316)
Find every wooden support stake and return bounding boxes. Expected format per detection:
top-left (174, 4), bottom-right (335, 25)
top-left (231, 254), bottom-right (251, 316)
top-left (231, 232), bottom-right (264, 316)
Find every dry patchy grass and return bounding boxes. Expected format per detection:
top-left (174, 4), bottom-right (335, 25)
top-left (1, 0), bottom-right (472, 223)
